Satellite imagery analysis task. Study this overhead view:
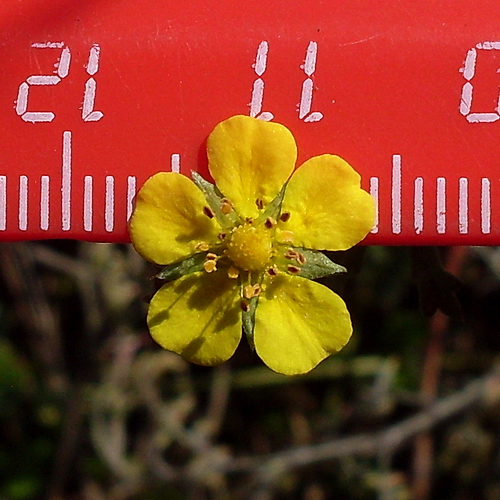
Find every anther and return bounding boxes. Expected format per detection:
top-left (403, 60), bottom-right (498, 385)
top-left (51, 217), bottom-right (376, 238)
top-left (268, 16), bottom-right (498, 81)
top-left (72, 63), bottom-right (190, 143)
top-left (221, 198), bottom-right (233, 215)
top-left (296, 252), bottom-right (306, 265)
top-left (255, 198), bottom-right (265, 210)
top-left (203, 260), bottom-right (217, 273)
top-left (196, 242), bottom-right (210, 252)
top-left (267, 265), bottom-right (279, 277)
top-left (206, 253), bottom-right (219, 261)
top-left (203, 206), bottom-right (215, 218)
top-left (228, 266), bottom-right (240, 279)
top-left (264, 217), bottom-right (277, 229)
top-left (218, 232), bottom-right (227, 241)
top-left (240, 300), bottom-right (250, 312)
top-left (280, 212), bottom-right (291, 222)
top-left (243, 284), bottom-right (262, 299)
top-left (287, 264), bottom-right (301, 274)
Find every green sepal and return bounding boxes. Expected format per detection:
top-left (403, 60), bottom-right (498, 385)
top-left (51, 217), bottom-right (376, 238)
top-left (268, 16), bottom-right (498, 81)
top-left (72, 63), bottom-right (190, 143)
top-left (242, 295), bottom-right (259, 351)
top-left (295, 248), bottom-right (347, 280)
top-left (156, 253), bottom-right (207, 281)
top-left (191, 171), bottom-right (238, 227)
top-left (257, 182), bottom-right (288, 223)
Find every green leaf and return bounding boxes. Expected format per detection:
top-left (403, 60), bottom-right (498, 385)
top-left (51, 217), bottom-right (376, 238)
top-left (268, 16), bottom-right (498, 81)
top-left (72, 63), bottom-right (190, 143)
top-left (156, 253), bottom-right (206, 281)
top-left (242, 295), bottom-right (259, 350)
top-left (191, 171), bottom-right (238, 227)
top-left (295, 248), bottom-right (347, 280)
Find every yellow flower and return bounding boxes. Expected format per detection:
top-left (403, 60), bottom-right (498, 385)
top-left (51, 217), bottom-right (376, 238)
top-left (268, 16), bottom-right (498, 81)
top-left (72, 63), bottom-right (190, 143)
top-left (129, 115), bottom-right (375, 375)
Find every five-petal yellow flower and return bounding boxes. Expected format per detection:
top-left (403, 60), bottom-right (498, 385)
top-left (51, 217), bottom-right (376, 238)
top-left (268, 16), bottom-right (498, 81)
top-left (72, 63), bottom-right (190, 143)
top-left (129, 115), bottom-right (375, 375)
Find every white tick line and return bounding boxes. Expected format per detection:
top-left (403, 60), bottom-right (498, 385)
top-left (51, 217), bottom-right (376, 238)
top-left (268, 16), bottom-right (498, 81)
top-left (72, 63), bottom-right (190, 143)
top-left (31, 42), bottom-right (64, 48)
top-left (0, 176), bottom-right (6, 231)
top-left (459, 177), bottom-right (468, 234)
top-left (84, 176), bottom-right (93, 232)
top-left (105, 176), bottom-right (114, 232)
top-left (481, 178), bottom-right (491, 234)
top-left (391, 154), bottom-right (402, 234)
top-left (127, 176), bottom-right (136, 222)
top-left (171, 154), bottom-right (180, 173)
top-left (369, 177), bottom-right (379, 233)
top-left (40, 175), bottom-right (50, 230)
top-left (436, 177), bottom-right (446, 234)
top-left (62, 131), bottom-right (71, 231)
top-left (414, 177), bottom-right (424, 234)
top-left (19, 175), bottom-right (28, 231)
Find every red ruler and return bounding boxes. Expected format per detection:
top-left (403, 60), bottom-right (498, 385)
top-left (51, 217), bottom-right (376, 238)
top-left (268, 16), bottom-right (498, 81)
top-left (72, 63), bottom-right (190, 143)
top-left (1, 0), bottom-right (500, 244)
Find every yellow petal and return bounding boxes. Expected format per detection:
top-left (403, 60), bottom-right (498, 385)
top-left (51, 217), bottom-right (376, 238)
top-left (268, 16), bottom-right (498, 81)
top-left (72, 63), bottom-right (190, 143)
top-left (148, 271), bottom-right (242, 365)
top-left (278, 155), bottom-right (375, 251)
top-left (207, 115), bottom-right (297, 219)
top-left (129, 172), bottom-right (221, 265)
top-left (254, 274), bottom-right (352, 375)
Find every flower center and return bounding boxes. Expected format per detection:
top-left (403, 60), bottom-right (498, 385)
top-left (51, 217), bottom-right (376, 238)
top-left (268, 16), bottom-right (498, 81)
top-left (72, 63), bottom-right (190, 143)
top-left (225, 223), bottom-right (273, 271)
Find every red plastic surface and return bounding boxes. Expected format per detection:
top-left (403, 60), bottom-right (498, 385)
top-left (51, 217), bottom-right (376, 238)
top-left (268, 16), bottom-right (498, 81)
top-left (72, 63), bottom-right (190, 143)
top-left (1, 0), bottom-right (500, 244)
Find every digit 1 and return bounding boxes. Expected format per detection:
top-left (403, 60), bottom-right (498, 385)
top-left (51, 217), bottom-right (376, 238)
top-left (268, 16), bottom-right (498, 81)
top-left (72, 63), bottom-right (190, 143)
top-left (82, 44), bottom-right (104, 122)
top-left (460, 42), bottom-right (500, 123)
top-left (249, 41), bottom-right (273, 121)
top-left (298, 41), bottom-right (323, 122)
top-left (15, 42), bottom-right (71, 123)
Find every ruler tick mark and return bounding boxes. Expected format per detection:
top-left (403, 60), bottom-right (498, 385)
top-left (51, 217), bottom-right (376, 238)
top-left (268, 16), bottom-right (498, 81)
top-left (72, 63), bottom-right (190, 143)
top-left (436, 177), bottom-right (446, 234)
top-left (19, 175), bottom-right (28, 231)
top-left (459, 177), bottom-right (468, 234)
top-left (84, 176), bottom-right (93, 232)
top-left (62, 131), bottom-right (72, 231)
top-left (127, 176), bottom-right (136, 221)
top-left (171, 154), bottom-right (180, 173)
top-left (481, 178), bottom-right (491, 234)
top-left (414, 177), bottom-right (424, 234)
top-left (391, 154), bottom-right (402, 234)
top-left (105, 176), bottom-right (114, 232)
top-left (0, 176), bottom-right (6, 231)
top-left (40, 175), bottom-right (49, 231)
top-left (369, 177), bottom-right (379, 233)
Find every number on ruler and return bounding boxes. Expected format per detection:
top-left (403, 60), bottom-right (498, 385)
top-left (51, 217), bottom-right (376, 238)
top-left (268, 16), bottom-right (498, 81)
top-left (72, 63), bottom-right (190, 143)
top-left (15, 43), bottom-right (103, 123)
top-left (460, 41), bottom-right (500, 123)
top-left (250, 41), bottom-right (324, 121)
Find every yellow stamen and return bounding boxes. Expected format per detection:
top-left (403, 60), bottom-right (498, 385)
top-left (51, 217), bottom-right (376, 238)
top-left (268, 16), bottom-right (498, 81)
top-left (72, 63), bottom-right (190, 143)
top-left (203, 260), bottom-right (217, 273)
top-left (206, 252), bottom-right (219, 260)
top-left (228, 266), bottom-right (240, 279)
top-left (267, 265), bottom-right (279, 277)
top-left (221, 198), bottom-right (233, 215)
top-left (280, 230), bottom-right (294, 243)
top-left (265, 217), bottom-right (277, 229)
top-left (196, 242), bottom-right (210, 252)
top-left (203, 206), bottom-right (215, 218)
top-left (280, 211), bottom-right (291, 222)
top-left (255, 198), bottom-right (265, 210)
top-left (243, 284), bottom-right (262, 299)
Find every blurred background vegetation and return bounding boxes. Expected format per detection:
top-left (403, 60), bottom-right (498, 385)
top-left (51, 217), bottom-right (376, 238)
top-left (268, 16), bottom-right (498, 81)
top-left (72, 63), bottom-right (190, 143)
top-left (1, 242), bottom-right (500, 500)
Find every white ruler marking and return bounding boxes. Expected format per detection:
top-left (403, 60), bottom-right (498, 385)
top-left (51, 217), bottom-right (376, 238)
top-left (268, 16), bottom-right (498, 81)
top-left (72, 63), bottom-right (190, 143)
top-left (171, 154), bottom-right (180, 173)
top-left (459, 177), bottom-right (468, 234)
top-left (481, 177), bottom-right (491, 234)
top-left (391, 154), bottom-right (402, 234)
top-left (369, 177), bottom-right (379, 233)
top-left (436, 177), bottom-right (446, 234)
top-left (40, 175), bottom-right (50, 230)
top-left (84, 176), bottom-right (93, 232)
top-left (19, 175), bottom-right (28, 231)
top-left (127, 176), bottom-right (136, 221)
top-left (105, 176), bottom-right (114, 232)
top-left (62, 131), bottom-right (72, 231)
top-left (0, 176), bottom-right (6, 231)
top-left (414, 177), bottom-right (424, 234)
